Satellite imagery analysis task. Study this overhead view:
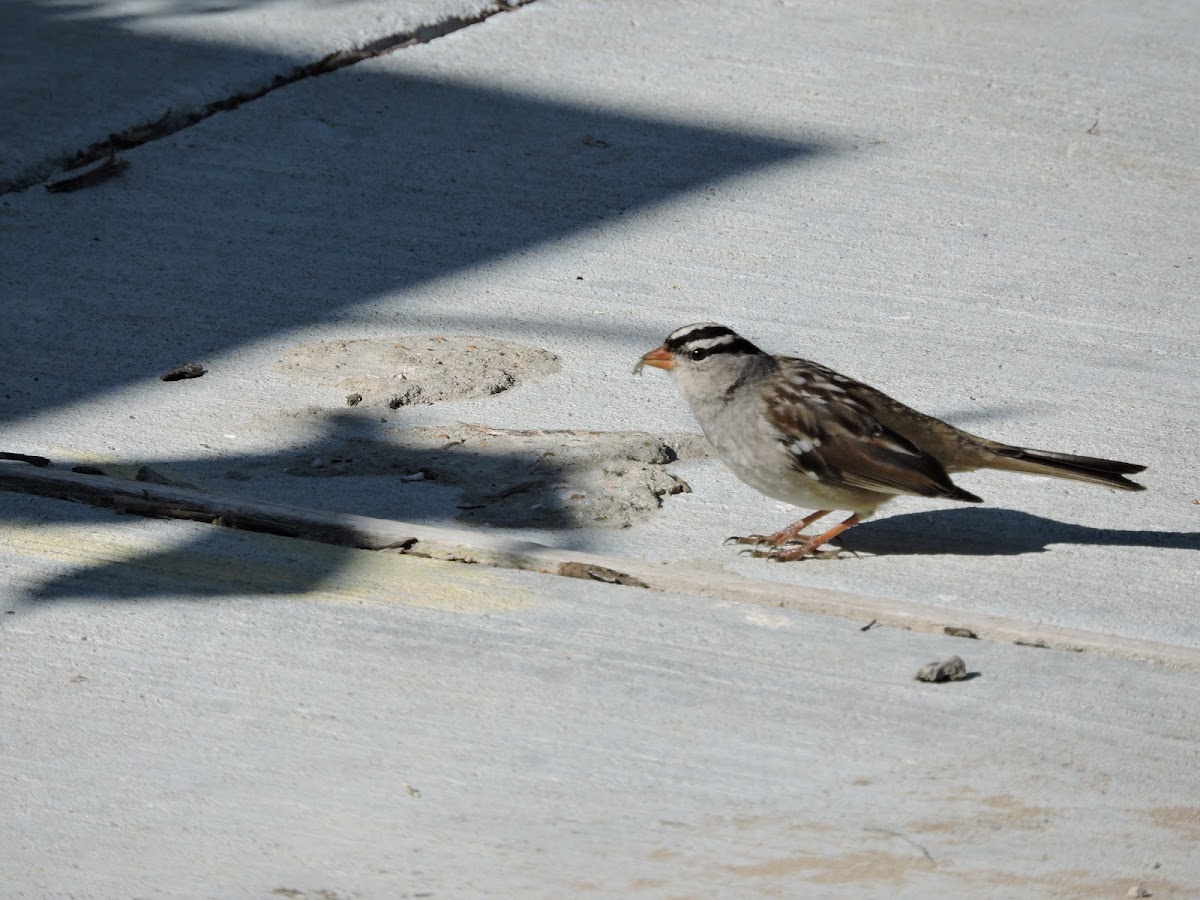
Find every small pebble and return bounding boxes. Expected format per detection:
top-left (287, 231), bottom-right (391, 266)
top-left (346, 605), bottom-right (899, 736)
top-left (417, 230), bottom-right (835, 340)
top-left (915, 655), bottom-right (968, 683)
top-left (161, 362), bottom-right (206, 381)
top-left (1128, 884), bottom-right (1152, 898)
top-left (398, 472), bottom-right (425, 482)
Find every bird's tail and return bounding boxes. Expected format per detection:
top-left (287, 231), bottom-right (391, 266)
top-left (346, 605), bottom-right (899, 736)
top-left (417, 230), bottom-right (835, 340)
top-left (985, 444), bottom-right (1146, 491)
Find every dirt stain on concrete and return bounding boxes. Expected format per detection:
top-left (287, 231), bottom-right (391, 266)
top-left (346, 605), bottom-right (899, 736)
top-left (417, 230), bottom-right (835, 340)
top-left (277, 335), bottom-right (560, 406)
top-left (284, 422), bottom-right (710, 530)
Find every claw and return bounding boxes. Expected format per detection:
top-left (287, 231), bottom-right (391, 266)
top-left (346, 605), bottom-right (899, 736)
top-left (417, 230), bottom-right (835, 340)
top-left (741, 548), bottom-right (775, 559)
top-left (729, 512), bottom-right (862, 560)
top-left (737, 538), bottom-right (846, 562)
top-left (764, 543), bottom-right (847, 562)
top-left (811, 548), bottom-right (846, 560)
top-left (726, 533), bottom-right (769, 546)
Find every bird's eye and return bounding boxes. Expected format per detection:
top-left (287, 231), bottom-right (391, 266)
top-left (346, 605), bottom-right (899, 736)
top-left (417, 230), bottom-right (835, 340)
top-left (689, 347), bottom-right (711, 361)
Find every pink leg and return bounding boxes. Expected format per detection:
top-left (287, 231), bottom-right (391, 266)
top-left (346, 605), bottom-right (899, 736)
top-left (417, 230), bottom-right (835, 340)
top-left (727, 510), bottom-right (832, 547)
top-left (749, 513), bottom-right (861, 561)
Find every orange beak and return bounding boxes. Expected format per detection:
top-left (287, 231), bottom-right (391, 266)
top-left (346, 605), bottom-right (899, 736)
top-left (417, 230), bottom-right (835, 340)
top-left (634, 344), bottom-right (675, 374)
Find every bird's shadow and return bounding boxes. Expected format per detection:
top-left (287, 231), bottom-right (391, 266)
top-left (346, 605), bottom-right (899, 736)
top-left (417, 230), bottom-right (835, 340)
top-left (844, 507), bottom-right (1200, 557)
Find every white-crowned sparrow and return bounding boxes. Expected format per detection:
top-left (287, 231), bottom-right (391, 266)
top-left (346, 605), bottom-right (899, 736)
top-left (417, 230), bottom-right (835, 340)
top-left (636, 323), bottom-right (1145, 560)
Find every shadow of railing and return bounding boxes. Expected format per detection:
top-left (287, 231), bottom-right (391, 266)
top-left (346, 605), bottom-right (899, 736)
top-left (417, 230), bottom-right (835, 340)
top-left (1, 0), bottom-right (832, 604)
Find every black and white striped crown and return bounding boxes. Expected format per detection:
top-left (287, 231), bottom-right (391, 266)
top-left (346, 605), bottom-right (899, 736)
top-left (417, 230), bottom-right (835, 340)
top-left (665, 323), bottom-right (763, 358)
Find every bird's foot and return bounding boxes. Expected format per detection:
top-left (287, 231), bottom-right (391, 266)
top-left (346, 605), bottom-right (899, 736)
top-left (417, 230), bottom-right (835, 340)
top-left (725, 533), bottom-right (778, 546)
top-left (732, 513), bottom-right (863, 561)
top-left (725, 511), bottom-right (834, 548)
top-left (751, 538), bottom-right (845, 561)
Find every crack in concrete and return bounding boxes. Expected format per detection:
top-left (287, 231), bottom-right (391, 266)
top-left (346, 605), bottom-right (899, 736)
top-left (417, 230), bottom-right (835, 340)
top-left (2, 0), bottom-right (538, 195)
top-left (5, 460), bottom-right (1200, 670)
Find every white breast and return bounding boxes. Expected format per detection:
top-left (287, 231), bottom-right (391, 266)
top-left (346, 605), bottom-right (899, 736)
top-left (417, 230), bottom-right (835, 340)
top-left (686, 388), bottom-right (835, 510)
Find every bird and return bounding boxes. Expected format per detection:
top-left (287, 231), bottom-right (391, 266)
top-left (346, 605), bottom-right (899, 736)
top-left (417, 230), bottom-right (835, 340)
top-left (635, 323), bottom-right (1146, 560)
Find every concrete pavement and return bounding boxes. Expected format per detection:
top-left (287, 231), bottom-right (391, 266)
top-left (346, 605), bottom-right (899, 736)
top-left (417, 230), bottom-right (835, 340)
top-left (4, 493), bottom-right (1199, 898)
top-left (2, 0), bottom-right (1198, 895)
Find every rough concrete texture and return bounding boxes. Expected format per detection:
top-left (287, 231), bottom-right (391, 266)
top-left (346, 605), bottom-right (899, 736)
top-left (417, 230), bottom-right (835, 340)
top-left (2, 0), bottom-right (1194, 648)
top-left (2, 0), bottom-right (1199, 894)
top-left (3, 496), bottom-right (1200, 898)
top-left (278, 334), bottom-right (561, 407)
top-left (0, 0), bottom-right (526, 187)
top-left (279, 422), bottom-right (704, 528)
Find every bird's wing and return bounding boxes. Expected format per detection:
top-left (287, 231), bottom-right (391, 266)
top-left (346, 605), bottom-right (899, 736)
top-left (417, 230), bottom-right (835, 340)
top-left (765, 358), bottom-right (981, 502)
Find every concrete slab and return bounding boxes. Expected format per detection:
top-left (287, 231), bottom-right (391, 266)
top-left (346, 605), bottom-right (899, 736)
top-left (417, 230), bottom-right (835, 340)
top-left (3, 495), bottom-right (1199, 898)
top-left (2, 1), bottom-right (1199, 894)
top-left (2, 0), bottom-right (1196, 645)
top-left (0, 0), bottom-right (525, 188)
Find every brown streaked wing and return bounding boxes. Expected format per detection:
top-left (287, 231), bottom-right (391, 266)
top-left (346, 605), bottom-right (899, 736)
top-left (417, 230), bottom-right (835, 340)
top-left (765, 359), bottom-right (981, 502)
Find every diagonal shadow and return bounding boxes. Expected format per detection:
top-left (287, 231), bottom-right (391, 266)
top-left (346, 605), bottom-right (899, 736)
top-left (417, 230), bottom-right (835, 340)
top-left (844, 507), bottom-right (1199, 557)
top-left (25, 522), bottom-right (350, 605)
top-left (1, 1), bottom-right (832, 426)
top-left (8, 410), bottom-right (701, 606)
top-left (0, 1), bottom-right (832, 605)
